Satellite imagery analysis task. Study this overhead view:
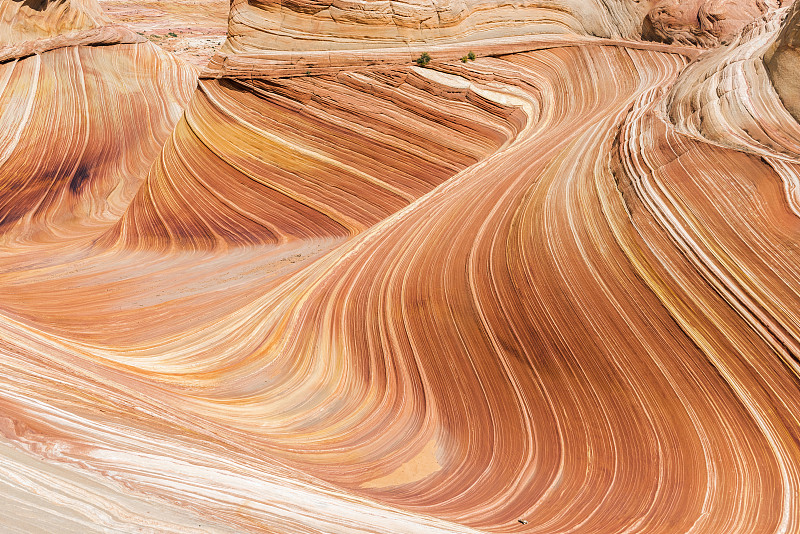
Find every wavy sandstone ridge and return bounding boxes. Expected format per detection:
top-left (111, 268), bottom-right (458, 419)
top-left (3, 0), bottom-right (800, 533)
top-left (98, 69), bottom-right (523, 251)
top-left (0, 44), bottom-right (196, 247)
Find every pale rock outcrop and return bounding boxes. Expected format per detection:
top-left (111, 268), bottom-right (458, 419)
top-left (765, 0), bottom-right (800, 120)
top-left (97, 0), bottom-right (228, 66)
top-left (667, 3), bottom-right (800, 159)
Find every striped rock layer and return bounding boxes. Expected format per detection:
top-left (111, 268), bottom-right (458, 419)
top-left (221, 0), bottom-right (654, 53)
top-left (220, 0), bottom-right (791, 53)
top-left (2, 0), bottom-right (800, 533)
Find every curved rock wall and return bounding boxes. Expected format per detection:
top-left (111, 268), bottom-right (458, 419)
top-left (765, 0), bottom-right (800, 120)
top-left (221, 0), bottom-right (784, 53)
top-left (667, 3), bottom-right (800, 160)
top-left (0, 43), bottom-right (196, 247)
top-left (98, 69), bottom-right (523, 251)
top-left (0, 0), bottom-right (196, 249)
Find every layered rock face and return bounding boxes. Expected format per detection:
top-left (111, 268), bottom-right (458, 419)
top-left (667, 3), bottom-right (800, 160)
top-left (96, 69), bottom-right (522, 251)
top-left (221, 0), bottom-right (788, 53)
top-left (4, 0), bottom-right (800, 533)
top-left (0, 44), bottom-right (196, 246)
top-left (0, 0), bottom-right (196, 247)
top-left (222, 0), bottom-right (655, 52)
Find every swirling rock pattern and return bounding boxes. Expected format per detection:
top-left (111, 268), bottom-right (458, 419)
top-left (98, 68), bottom-right (523, 251)
top-left (667, 6), bottom-right (800, 157)
top-left (3, 0), bottom-right (800, 532)
top-left (0, 42), bottom-right (196, 246)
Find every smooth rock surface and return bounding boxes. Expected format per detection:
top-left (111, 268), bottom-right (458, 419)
top-left (766, 0), bottom-right (800, 120)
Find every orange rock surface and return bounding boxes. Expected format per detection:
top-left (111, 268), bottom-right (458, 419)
top-left (2, 0), bottom-right (800, 532)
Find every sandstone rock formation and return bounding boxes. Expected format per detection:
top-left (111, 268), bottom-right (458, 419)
top-left (222, 0), bottom-right (656, 53)
top-left (97, 0), bottom-right (228, 66)
top-left (0, 0), bottom-right (108, 44)
top-left (643, 0), bottom-right (782, 46)
top-left (667, 6), bottom-right (799, 154)
top-left (0, 0), bottom-right (196, 248)
top-left (765, 0), bottom-right (800, 119)
top-left (3, 0), bottom-right (800, 532)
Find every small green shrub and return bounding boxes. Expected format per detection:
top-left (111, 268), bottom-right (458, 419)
top-left (168, 31), bottom-right (178, 38)
top-left (415, 52), bottom-right (431, 67)
top-left (467, 51), bottom-right (476, 60)
top-left (460, 56), bottom-right (469, 63)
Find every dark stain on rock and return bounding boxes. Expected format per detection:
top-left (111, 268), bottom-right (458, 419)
top-left (69, 165), bottom-right (92, 195)
top-left (12, 0), bottom-right (51, 12)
